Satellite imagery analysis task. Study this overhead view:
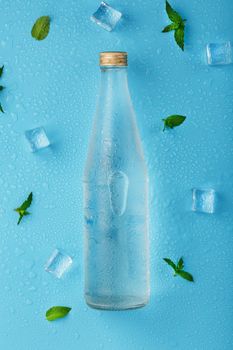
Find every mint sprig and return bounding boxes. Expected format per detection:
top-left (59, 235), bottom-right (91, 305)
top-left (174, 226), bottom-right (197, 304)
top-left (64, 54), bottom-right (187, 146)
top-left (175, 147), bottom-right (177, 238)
top-left (46, 306), bottom-right (71, 321)
top-left (162, 115), bottom-right (186, 131)
top-left (163, 257), bottom-right (194, 282)
top-left (31, 16), bottom-right (50, 41)
top-left (0, 65), bottom-right (5, 113)
top-left (14, 192), bottom-right (33, 225)
top-left (162, 1), bottom-right (186, 51)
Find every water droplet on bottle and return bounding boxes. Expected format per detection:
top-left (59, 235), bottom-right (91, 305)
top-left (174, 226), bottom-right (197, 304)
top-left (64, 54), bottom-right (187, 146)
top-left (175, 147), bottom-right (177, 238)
top-left (108, 171), bottom-right (129, 216)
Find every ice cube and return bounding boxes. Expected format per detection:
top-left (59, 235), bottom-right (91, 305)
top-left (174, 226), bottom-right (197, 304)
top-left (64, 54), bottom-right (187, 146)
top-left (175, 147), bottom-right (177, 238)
top-left (192, 188), bottom-right (216, 214)
top-left (45, 249), bottom-right (73, 278)
top-left (91, 2), bottom-right (122, 32)
top-left (25, 127), bottom-right (50, 152)
top-left (206, 42), bottom-right (232, 66)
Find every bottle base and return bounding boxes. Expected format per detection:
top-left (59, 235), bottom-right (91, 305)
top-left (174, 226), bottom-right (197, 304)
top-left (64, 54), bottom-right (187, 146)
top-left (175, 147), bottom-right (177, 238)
top-left (85, 294), bottom-right (149, 311)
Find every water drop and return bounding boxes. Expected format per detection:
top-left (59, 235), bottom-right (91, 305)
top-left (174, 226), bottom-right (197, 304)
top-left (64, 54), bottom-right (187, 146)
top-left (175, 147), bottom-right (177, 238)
top-left (108, 171), bottom-right (129, 216)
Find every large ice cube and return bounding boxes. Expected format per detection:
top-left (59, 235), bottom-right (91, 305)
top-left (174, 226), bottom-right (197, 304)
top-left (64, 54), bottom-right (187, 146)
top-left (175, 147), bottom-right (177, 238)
top-left (91, 2), bottom-right (122, 32)
top-left (192, 188), bottom-right (216, 214)
top-left (25, 127), bottom-right (50, 152)
top-left (45, 249), bottom-right (73, 278)
top-left (206, 42), bottom-right (232, 66)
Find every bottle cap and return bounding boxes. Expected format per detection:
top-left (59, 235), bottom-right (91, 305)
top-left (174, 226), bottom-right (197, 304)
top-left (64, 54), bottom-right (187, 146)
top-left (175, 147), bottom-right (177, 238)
top-left (99, 52), bottom-right (128, 67)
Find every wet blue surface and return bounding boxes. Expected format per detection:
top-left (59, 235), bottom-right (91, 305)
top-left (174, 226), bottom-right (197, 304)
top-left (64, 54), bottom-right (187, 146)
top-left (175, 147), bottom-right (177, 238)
top-left (0, 0), bottom-right (233, 349)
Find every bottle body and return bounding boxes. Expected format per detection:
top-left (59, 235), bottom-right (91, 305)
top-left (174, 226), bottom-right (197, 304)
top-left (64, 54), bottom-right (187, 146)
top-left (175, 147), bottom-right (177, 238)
top-left (84, 63), bottom-right (150, 310)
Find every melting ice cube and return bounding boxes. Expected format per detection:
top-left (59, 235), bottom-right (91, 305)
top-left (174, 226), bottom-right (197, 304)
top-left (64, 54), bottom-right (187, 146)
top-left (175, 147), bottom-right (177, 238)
top-left (25, 127), bottom-right (50, 152)
top-left (91, 2), bottom-right (122, 32)
top-left (192, 188), bottom-right (216, 214)
top-left (45, 249), bottom-right (73, 278)
top-left (206, 42), bottom-right (232, 66)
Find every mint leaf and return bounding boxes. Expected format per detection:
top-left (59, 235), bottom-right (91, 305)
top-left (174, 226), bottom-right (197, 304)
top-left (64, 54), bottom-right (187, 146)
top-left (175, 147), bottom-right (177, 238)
top-left (17, 214), bottom-right (24, 225)
top-left (46, 306), bottom-right (71, 321)
top-left (0, 65), bottom-right (4, 78)
top-left (0, 103), bottom-right (4, 113)
top-left (175, 26), bottom-right (185, 51)
top-left (162, 23), bottom-right (178, 33)
top-left (17, 211), bottom-right (30, 224)
top-left (20, 192), bottom-right (33, 210)
top-left (14, 192), bottom-right (33, 225)
top-left (177, 270), bottom-right (194, 282)
top-left (162, 115), bottom-right (186, 131)
top-left (31, 16), bottom-right (50, 41)
top-left (177, 257), bottom-right (184, 270)
top-left (163, 258), bottom-right (177, 271)
top-left (164, 256), bottom-right (194, 282)
top-left (162, 1), bottom-right (186, 50)
top-left (165, 1), bottom-right (182, 23)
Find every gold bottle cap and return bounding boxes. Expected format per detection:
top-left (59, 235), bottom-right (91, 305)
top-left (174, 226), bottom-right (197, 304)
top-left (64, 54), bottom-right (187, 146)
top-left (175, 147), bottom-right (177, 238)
top-left (99, 52), bottom-right (128, 67)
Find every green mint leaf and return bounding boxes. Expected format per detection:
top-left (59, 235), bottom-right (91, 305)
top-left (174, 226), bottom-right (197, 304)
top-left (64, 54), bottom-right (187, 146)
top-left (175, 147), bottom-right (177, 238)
top-left (0, 86), bottom-right (4, 91)
top-left (0, 65), bottom-right (4, 78)
top-left (162, 23), bottom-right (178, 33)
top-left (177, 257), bottom-right (184, 270)
top-left (164, 257), bottom-right (194, 282)
top-left (162, 115), bottom-right (186, 131)
top-left (14, 192), bottom-right (33, 225)
top-left (163, 258), bottom-right (177, 271)
top-left (46, 306), bottom-right (71, 321)
top-left (0, 103), bottom-right (4, 113)
top-left (165, 1), bottom-right (182, 24)
top-left (20, 192), bottom-right (33, 210)
top-left (31, 16), bottom-right (50, 41)
top-left (17, 215), bottom-right (23, 225)
top-left (176, 270), bottom-right (194, 282)
top-left (175, 26), bottom-right (185, 51)
top-left (163, 2), bottom-right (186, 50)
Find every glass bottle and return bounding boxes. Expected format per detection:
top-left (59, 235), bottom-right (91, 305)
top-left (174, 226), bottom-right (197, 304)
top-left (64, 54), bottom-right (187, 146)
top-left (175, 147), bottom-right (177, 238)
top-left (84, 52), bottom-right (150, 310)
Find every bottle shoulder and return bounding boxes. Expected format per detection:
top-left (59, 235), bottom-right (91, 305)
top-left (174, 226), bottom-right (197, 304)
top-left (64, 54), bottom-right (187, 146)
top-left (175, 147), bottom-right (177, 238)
top-left (84, 141), bottom-right (148, 181)
top-left (84, 71), bottom-right (147, 180)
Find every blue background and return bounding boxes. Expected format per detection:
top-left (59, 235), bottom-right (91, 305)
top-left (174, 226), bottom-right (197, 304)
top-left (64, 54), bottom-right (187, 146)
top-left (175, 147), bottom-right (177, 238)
top-left (0, 0), bottom-right (233, 349)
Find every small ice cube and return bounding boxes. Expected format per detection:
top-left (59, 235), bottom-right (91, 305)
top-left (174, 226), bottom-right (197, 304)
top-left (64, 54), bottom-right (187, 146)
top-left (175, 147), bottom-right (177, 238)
top-left (192, 188), bottom-right (216, 214)
top-left (206, 42), bottom-right (232, 66)
top-left (45, 249), bottom-right (73, 278)
top-left (25, 127), bottom-right (50, 152)
top-left (91, 2), bottom-right (122, 32)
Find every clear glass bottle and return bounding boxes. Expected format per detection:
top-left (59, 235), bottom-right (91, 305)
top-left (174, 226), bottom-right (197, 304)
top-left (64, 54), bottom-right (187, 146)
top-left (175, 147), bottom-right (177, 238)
top-left (84, 52), bottom-right (150, 310)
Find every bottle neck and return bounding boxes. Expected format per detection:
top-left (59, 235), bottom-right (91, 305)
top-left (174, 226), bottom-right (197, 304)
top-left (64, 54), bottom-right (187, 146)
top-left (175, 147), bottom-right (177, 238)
top-left (99, 67), bottom-right (129, 97)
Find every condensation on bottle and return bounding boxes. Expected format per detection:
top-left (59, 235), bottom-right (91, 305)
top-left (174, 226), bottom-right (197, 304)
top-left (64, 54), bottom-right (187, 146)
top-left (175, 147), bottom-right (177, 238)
top-left (83, 52), bottom-right (150, 310)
